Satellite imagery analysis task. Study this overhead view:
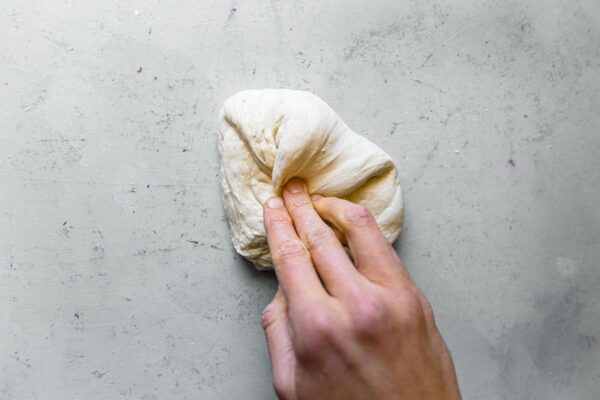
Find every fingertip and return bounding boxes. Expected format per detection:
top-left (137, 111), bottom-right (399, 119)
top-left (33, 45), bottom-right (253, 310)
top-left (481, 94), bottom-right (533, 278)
top-left (264, 197), bottom-right (286, 232)
top-left (265, 196), bottom-right (284, 209)
top-left (312, 196), bottom-right (332, 218)
top-left (284, 178), bottom-right (306, 194)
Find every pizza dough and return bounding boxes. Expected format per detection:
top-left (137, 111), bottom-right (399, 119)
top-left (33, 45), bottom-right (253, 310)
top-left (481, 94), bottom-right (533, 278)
top-left (218, 89), bottom-right (403, 269)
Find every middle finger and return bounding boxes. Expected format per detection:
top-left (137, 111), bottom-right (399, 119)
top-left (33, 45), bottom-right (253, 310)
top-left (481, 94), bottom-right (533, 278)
top-left (282, 178), bottom-right (363, 297)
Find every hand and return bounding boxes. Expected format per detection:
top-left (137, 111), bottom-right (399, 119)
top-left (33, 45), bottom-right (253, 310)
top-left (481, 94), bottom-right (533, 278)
top-left (261, 178), bottom-right (461, 400)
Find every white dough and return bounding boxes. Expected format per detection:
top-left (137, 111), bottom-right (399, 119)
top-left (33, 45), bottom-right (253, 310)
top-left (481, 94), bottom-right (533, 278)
top-left (218, 89), bottom-right (403, 269)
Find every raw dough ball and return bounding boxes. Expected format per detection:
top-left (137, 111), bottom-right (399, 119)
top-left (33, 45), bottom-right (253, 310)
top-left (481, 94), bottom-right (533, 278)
top-left (218, 89), bottom-right (403, 269)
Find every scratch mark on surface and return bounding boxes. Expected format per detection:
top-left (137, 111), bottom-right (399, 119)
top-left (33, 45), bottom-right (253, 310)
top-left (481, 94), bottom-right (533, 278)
top-left (92, 369), bottom-right (108, 378)
top-left (419, 21), bottom-right (484, 68)
top-left (226, 4), bottom-right (238, 22)
top-left (23, 96), bottom-right (45, 112)
top-left (412, 79), bottom-right (455, 98)
top-left (389, 121), bottom-right (406, 135)
top-left (406, 112), bottom-right (456, 192)
top-left (38, 138), bottom-right (86, 143)
top-left (11, 354), bottom-right (32, 369)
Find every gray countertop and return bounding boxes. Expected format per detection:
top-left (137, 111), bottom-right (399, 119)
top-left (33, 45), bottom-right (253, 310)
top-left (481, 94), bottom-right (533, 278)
top-left (1, 1), bottom-right (599, 399)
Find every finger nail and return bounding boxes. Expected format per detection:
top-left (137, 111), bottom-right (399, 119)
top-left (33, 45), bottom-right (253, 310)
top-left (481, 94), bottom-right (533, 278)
top-left (266, 197), bottom-right (284, 208)
top-left (286, 179), bottom-right (304, 194)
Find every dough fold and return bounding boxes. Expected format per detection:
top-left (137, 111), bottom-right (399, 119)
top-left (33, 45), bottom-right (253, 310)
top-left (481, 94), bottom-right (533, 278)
top-left (218, 89), bottom-right (403, 269)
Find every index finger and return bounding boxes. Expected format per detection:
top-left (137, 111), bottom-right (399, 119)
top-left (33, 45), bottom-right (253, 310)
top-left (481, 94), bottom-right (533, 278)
top-left (263, 196), bottom-right (327, 303)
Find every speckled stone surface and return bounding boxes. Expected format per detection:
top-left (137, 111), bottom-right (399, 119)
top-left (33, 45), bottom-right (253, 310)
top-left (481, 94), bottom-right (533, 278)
top-left (1, 1), bottom-right (599, 399)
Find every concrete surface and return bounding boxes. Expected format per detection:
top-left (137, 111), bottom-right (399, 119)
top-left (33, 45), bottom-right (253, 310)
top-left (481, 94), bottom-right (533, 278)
top-left (1, 1), bottom-right (599, 399)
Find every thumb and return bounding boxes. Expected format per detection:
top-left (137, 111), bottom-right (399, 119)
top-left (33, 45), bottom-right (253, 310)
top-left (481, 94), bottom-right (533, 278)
top-left (262, 287), bottom-right (296, 399)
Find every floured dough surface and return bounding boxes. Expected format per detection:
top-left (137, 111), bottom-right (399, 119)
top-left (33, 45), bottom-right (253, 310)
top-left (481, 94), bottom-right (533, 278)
top-left (218, 89), bottom-right (403, 269)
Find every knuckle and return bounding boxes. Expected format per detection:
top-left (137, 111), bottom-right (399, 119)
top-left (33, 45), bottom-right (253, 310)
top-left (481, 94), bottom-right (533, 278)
top-left (295, 309), bottom-right (334, 361)
top-left (303, 309), bottom-right (334, 339)
top-left (304, 226), bottom-right (334, 250)
top-left (272, 239), bottom-right (307, 263)
top-left (419, 295), bottom-right (436, 326)
top-left (272, 377), bottom-right (293, 400)
top-left (395, 290), bottom-right (426, 331)
top-left (416, 291), bottom-right (432, 316)
top-left (352, 295), bottom-right (388, 338)
top-left (261, 303), bottom-right (277, 331)
top-left (344, 204), bottom-right (375, 228)
top-left (291, 198), bottom-right (309, 208)
top-left (267, 212), bottom-right (292, 227)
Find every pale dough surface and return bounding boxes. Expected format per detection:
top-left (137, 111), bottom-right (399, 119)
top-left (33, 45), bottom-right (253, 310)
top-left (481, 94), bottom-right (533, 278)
top-left (218, 89), bottom-right (403, 269)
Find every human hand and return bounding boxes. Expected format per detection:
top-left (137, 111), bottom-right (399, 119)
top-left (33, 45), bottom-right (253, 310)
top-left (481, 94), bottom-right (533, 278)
top-left (261, 178), bottom-right (461, 400)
